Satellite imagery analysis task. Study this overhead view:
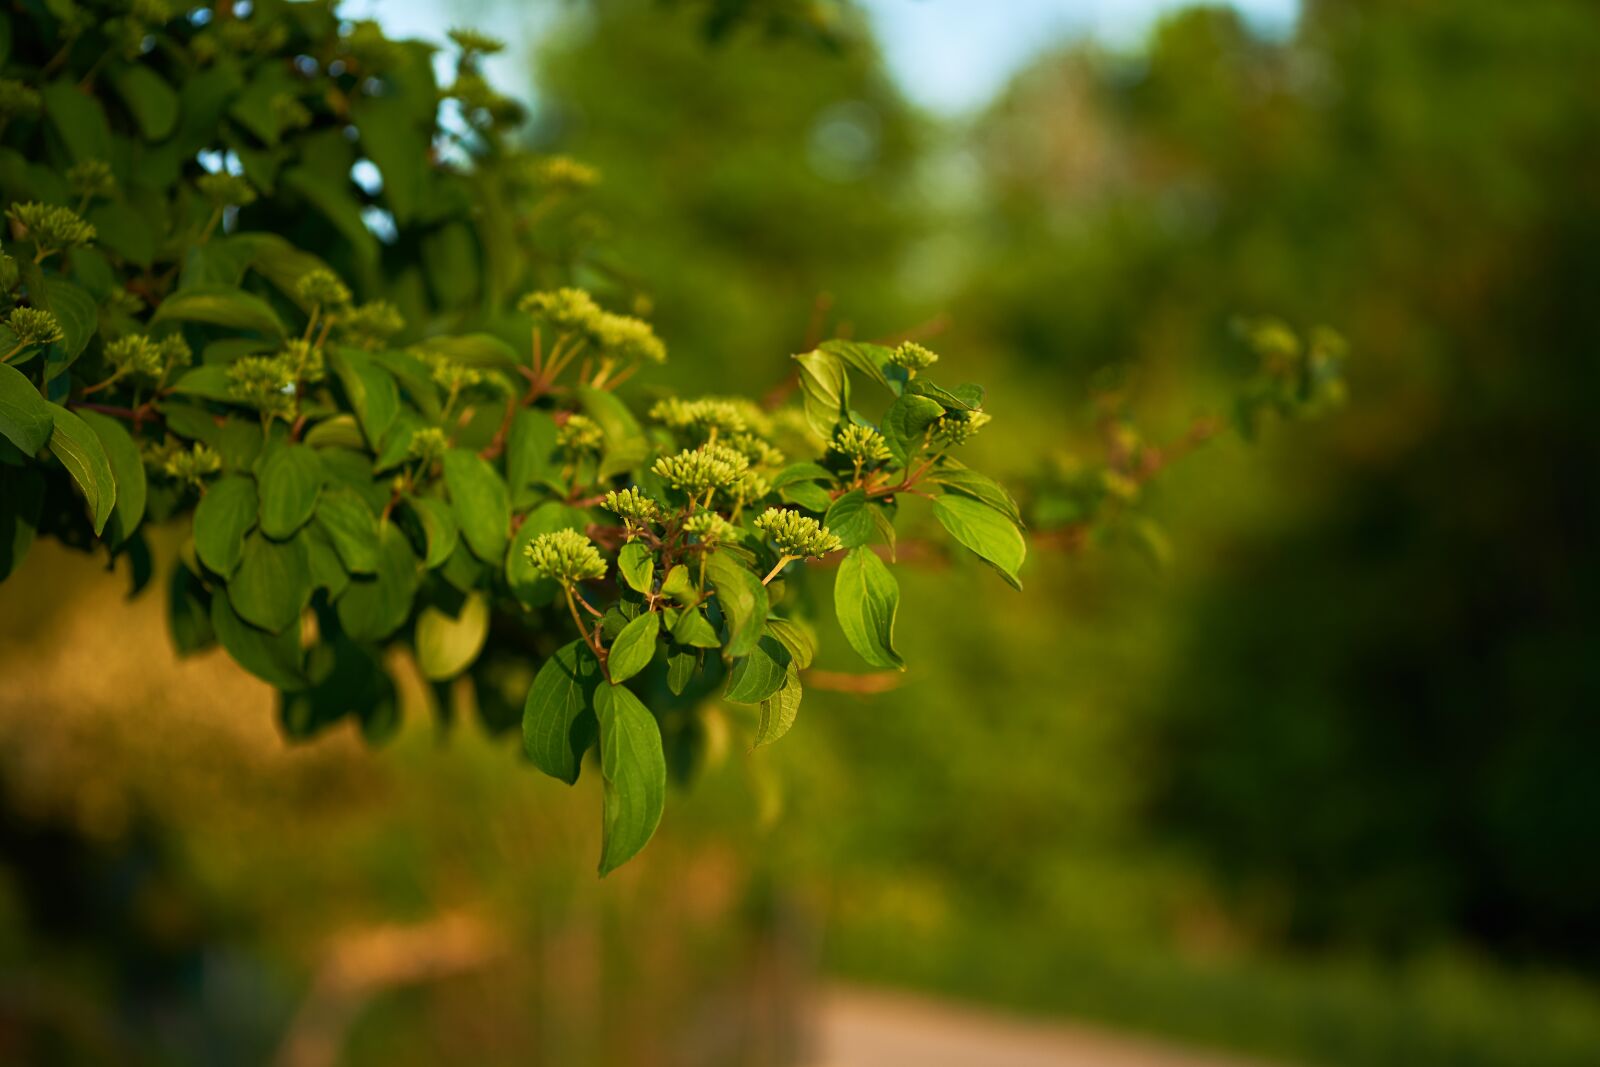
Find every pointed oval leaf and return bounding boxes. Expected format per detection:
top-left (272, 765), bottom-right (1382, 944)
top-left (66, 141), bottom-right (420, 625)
top-left (193, 475), bottom-right (258, 576)
top-left (211, 592), bottom-right (306, 691)
top-left (824, 488), bottom-right (875, 550)
top-left (0, 362), bottom-right (55, 454)
top-left (152, 284), bottom-right (286, 339)
top-left (336, 521), bottom-right (421, 641)
top-left (415, 592), bottom-right (490, 681)
top-left (523, 639), bottom-right (600, 785)
top-left (834, 545), bottom-right (903, 670)
top-left (617, 541), bottom-right (654, 595)
top-left (328, 347), bottom-right (399, 447)
top-left (704, 552), bottom-right (767, 658)
top-left (594, 682), bottom-right (666, 877)
top-left (443, 447), bottom-right (509, 563)
top-left (607, 610), bottom-right (660, 684)
top-left (314, 485), bottom-right (379, 573)
top-left (45, 403), bottom-right (115, 536)
top-left (724, 633), bottom-right (791, 704)
top-left (257, 443), bottom-right (323, 539)
top-left (755, 665), bottom-right (803, 748)
top-left (227, 530), bottom-right (312, 633)
top-left (78, 409), bottom-right (146, 547)
top-left (933, 493), bottom-right (1026, 591)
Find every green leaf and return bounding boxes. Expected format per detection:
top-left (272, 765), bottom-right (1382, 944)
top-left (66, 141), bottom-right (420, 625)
top-left (881, 393), bottom-right (945, 465)
top-left (507, 408), bottom-right (560, 500)
top-left (168, 364), bottom-right (236, 402)
top-left (410, 332), bottom-right (519, 372)
top-left (820, 338), bottom-right (900, 392)
top-left (905, 377), bottom-right (980, 412)
top-left (256, 443), bottom-right (323, 539)
top-left (724, 633), bottom-right (791, 704)
top-left (415, 592), bottom-right (490, 681)
top-left (303, 414), bottom-right (366, 451)
top-left (152, 284), bottom-right (287, 340)
top-left (443, 448), bottom-right (509, 563)
top-left (314, 486), bottom-right (379, 574)
top-left (211, 592), bottom-right (306, 691)
top-left (403, 495), bottom-right (458, 570)
top-left (607, 610), bottom-right (660, 684)
top-left (522, 640), bottom-right (600, 785)
top-left (780, 481), bottom-right (832, 514)
top-left (352, 92), bottom-right (428, 223)
top-left (666, 644), bottom-right (698, 695)
top-left (824, 488), bottom-right (875, 549)
top-left (617, 541), bottom-right (654, 595)
top-left (659, 564), bottom-right (695, 604)
top-left (770, 462), bottom-right (835, 491)
top-left (45, 403), bottom-right (115, 536)
top-left (766, 616), bottom-right (817, 669)
top-left (281, 167), bottom-right (378, 266)
top-left (77, 409), bottom-right (146, 547)
top-left (167, 560), bottom-right (214, 655)
top-left (41, 81), bottom-right (112, 163)
top-left (834, 545), bottom-right (903, 670)
top-left (669, 606), bottom-right (721, 649)
top-left (594, 682), bottom-right (667, 876)
top-left (755, 665), bottom-right (802, 748)
top-left (38, 278), bottom-right (97, 362)
top-left (794, 348), bottom-right (850, 441)
top-left (933, 494), bottom-right (1026, 591)
top-left (930, 464), bottom-right (1024, 526)
top-left (704, 552), bottom-right (767, 658)
top-left (227, 530), bottom-right (312, 633)
top-left (0, 362), bottom-right (54, 454)
top-left (112, 64), bottom-right (179, 141)
top-left (193, 475), bottom-right (258, 576)
top-left (337, 521), bottom-right (421, 642)
top-left (303, 522), bottom-right (349, 599)
top-left (576, 386), bottom-right (649, 480)
top-left (328, 347), bottom-right (399, 448)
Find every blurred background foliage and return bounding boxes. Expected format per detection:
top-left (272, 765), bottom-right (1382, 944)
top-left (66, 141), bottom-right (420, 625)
top-left (3, 0), bottom-right (1599, 1064)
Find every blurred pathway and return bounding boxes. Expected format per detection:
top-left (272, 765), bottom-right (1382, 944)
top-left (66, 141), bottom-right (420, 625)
top-left (812, 985), bottom-right (1289, 1067)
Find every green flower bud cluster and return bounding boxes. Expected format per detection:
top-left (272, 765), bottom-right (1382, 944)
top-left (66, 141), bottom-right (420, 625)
top-left (6, 307), bottom-right (64, 348)
top-left (556, 413), bottom-right (604, 454)
top-left (650, 396), bottom-right (750, 437)
top-left (427, 355), bottom-right (486, 395)
top-left (67, 160), bottom-right (116, 202)
top-left (7, 203), bottom-right (95, 256)
top-left (197, 171), bottom-right (257, 209)
top-left (730, 470), bottom-right (772, 506)
top-left (335, 301), bottom-right (405, 348)
top-left (279, 339), bottom-right (325, 384)
top-left (0, 80), bottom-right (41, 119)
top-left (589, 310), bottom-right (666, 365)
top-left (407, 427), bottom-right (449, 464)
top-left (297, 268), bottom-right (350, 308)
top-left (933, 409), bottom-right (991, 447)
top-left (227, 355), bottom-right (296, 419)
top-left (524, 530), bottom-right (607, 585)
top-left (755, 507), bottom-right (843, 559)
top-left (727, 432), bottom-right (785, 467)
top-left (519, 287), bottom-right (601, 333)
top-left (448, 28), bottom-right (506, 55)
top-left (105, 335), bottom-right (164, 377)
top-left (833, 424), bottom-right (892, 466)
top-left (683, 511), bottom-right (732, 544)
top-left (529, 155), bottom-right (600, 193)
top-left (270, 93), bottom-right (313, 133)
top-left (890, 341), bottom-right (940, 371)
top-left (603, 487), bottom-right (662, 525)
top-left (651, 443), bottom-right (750, 492)
top-left (146, 440), bottom-right (221, 489)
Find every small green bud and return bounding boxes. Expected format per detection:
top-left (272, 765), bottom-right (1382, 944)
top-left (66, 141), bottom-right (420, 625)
top-left (296, 268), bottom-right (350, 308)
top-left (889, 341), bottom-right (940, 371)
top-left (5, 307), bottom-right (64, 348)
top-left (66, 160), bottom-right (116, 202)
top-left (603, 487), bottom-right (662, 525)
top-left (755, 507), bottom-right (843, 559)
top-left (150, 440), bottom-right (221, 489)
top-left (6, 202), bottom-right (96, 256)
top-left (649, 396), bottom-right (750, 437)
top-left (730, 470), bottom-right (771, 506)
top-left (518, 287), bottom-right (602, 334)
top-left (833, 424), bottom-right (892, 466)
top-left (556, 413), bottom-right (604, 455)
top-left (524, 529), bottom-right (607, 585)
top-left (279, 339), bottom-right (325, 384)
top-left (156, 333), bottom-right (193, 375)
top-left (196, 171), bottom-right (257, 208)
top-left (727, 432), bottom-right (784, 467)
